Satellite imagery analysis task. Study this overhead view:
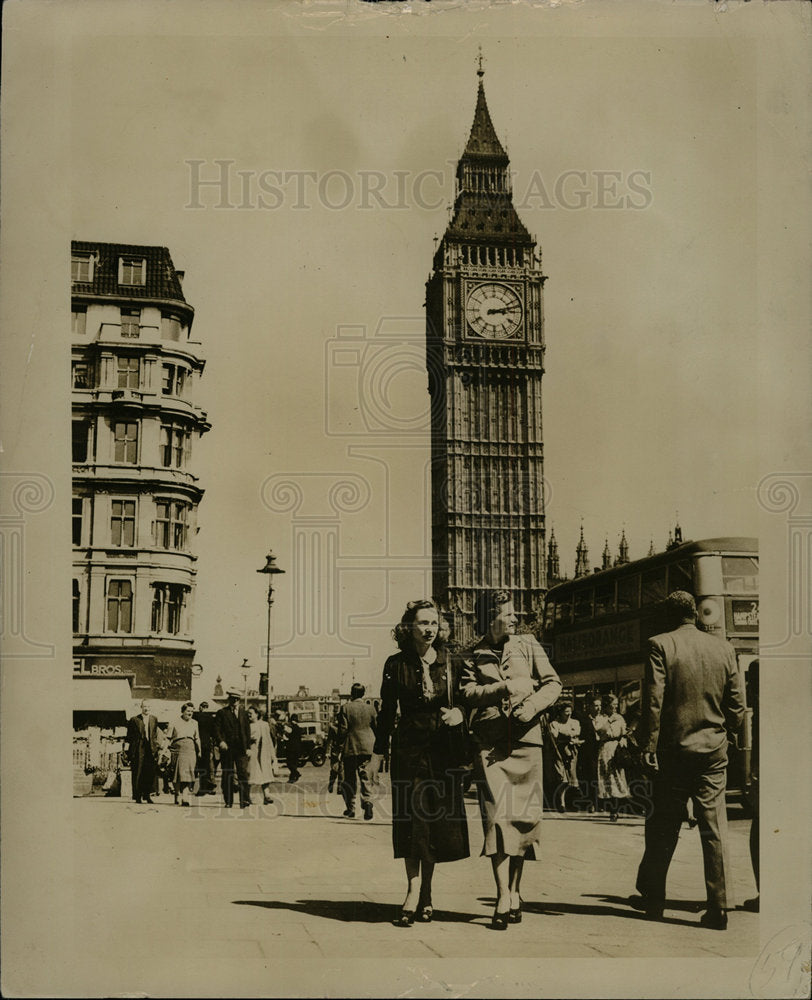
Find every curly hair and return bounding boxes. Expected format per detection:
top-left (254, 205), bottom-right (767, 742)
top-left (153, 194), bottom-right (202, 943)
top-left (392, 598), bottom-right (450, 651)
top-left (474, 589), bottom-right (513, 635)
top-left (665, 589), bottom-right (697, 625)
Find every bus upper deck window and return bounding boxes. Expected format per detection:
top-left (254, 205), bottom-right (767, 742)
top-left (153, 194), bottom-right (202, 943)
top-left (668, 560), bottom-right (693, 594)
top-left (555, 599), bottom-right (572, 624)
top-left (641, 568), bottom-right (667, 605)
top-left (617, 576), bottom-right (639, 612)
top-left (594, 583), bottom-right (615, 616)
top-left (722, 556), bottom-right (759, 593)
top-left (573, 589), bottom-right (593, 622)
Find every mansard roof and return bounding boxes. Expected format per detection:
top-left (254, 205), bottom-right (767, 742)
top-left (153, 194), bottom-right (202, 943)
top-left (71, 241), bottom-right (189, 305)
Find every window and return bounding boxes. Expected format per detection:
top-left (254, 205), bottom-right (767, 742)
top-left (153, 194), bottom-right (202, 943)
top-left (119, 258), bottom-right (146, 286)
top-left (72, 308), bottom-right (87, 335)
top-left (151, 583), bottom-right (187, 634)
top-left (72, 497), bottom-right (83, 546)
top-left (120, 308), bottom-right (140, 338)
top-left (161, 363), bottom-right (186, 396)
top-left (594, 582), bottom-right (615, 617)
top-left (573, 588), bottom-right (594, 622)
top-left (117, 356), bottom-right (139, 388)
top-left (616, 575), bottom-right (639, 612)
top-left (113, 421), bottom-right (138, 463)
top-left (73, 580), bottom-right (81, 633)
top-left (172, 503), bottom-right (188, 549)
top-left (641, 568), bottom-right (667, 606)
top-left (722, 556), bottom-right (759, 594)
top-left (72, 362), bottom-right (90, 389)
top-left (106, 579), bottom-right (133, 633)
top-left (160, 422), bottom-right (190, 468)
top-left (668, 560), bottom-right (693, 594)
top-left (554, 596), bottom-right (572, 624)
top-left (154, 500), bottom-right (171, 547)
top-left (161, 314), bottom-right (182, 341)
top-left (153, 500), bottom-right (188, 550)
top-left (71, 254), bottom-right (93, 283)
top-left (110, 499), bottom-right (136, 546)
top-left (72, 421), bottom-right (90, 463)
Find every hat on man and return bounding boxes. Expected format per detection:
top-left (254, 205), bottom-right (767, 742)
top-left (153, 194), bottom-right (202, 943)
top-left (225, 686), bottom-right (243, 698)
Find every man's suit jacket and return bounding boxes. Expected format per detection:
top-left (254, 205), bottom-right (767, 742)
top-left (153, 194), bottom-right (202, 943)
top-left (635, 623), bottom-right (745, 755)
top-left (214, 704), bottom-right (251, 756)
top-left (336, 699), bottom-right (377, 756)
top-left (127, 713), bottom-right (161, 759)
top-left (460, 633), bottom-right (562, 748)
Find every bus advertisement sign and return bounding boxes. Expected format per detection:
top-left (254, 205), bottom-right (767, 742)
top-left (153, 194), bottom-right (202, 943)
top-left (729, 599), bottom-right (759, 632)
top-left (554, 620), bottom-right (640, 664)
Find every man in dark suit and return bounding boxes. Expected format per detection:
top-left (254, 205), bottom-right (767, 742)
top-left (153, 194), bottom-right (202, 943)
top-left (127, 700), bottom-right (162, 804)
top-left (336, 683), bottom-right (377, 820)
top-left (214, 688), bottom-right (252, 808)
top-left (630, 590), bottom-right (745, 929)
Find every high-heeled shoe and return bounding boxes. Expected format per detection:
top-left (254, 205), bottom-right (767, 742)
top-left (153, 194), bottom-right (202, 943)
top-left (508, 898), bottom-right (522, 924)
top-left (394, 909), bottom-right (415, 928)
top-left (491, 908), bottom-right (509, 931)
top-left (417, 904), bottom-right (433, 923)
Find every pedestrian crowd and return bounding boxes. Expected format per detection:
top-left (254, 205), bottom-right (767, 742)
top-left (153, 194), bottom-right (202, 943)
top-left (123, 588), bottom-right (756, 934)
top-left (125, 688), bottom-right (301, 810)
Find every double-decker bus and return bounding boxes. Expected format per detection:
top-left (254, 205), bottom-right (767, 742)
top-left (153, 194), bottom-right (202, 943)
top-left (542, 537), bottom-right (758, 803)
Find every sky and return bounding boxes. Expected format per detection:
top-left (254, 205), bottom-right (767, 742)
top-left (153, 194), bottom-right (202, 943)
top-left (67, 23), bottom-right (762, 700)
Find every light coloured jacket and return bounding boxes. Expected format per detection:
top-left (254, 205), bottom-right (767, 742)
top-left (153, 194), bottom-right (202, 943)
top-left (460, 633), bottom-right (562, 748)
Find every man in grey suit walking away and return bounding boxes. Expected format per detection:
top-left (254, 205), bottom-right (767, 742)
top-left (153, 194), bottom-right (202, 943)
top-left (630, 590), bottom-right (745, 930)
top-left (336, 683), bottom-right (377, 820)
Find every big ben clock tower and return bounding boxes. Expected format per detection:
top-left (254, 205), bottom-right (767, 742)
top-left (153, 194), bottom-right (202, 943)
top-left (426, 63), bottom-right (547, 646)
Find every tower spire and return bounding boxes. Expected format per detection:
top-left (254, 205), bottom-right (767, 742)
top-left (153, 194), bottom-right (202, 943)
top-left (477, 46), bottom-right (484, 79)
top-left (574, 522), bottom-right (590, 578)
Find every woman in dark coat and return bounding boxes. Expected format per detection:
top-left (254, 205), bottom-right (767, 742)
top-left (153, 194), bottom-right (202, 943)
top-left (368, 599), bottom-right (470, 926)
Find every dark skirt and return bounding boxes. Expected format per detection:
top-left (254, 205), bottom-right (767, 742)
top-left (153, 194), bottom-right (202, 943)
top-left (475, 743), bottom-right (544, 858)
top-left (390, 743), bottom-right (469, 863)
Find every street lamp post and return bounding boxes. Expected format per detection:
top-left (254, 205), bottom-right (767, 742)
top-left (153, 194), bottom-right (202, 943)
top-left (257, 550), bottom-right (285, 721)
top-left (240, 657), bottom-right (250, 711)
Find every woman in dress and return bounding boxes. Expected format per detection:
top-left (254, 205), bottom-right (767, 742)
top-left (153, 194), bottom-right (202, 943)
top-left (548, 701), bottom-right (583, 812)
top-left (594, 693), bottom-right (630, 821)
top-left (247, 706), bottom-right (277, 805)
top-left (368, 599), bottom-right (470, 926)
top-left (460, 591), bottom-right (562, 929)
top-left (168, 702), bottom-right (200, 806)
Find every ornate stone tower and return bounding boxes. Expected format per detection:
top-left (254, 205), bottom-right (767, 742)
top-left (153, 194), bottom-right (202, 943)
top-left (574, 525), bottom-right (590, 578)
top-left (426, 64), bottom-right (547, 645)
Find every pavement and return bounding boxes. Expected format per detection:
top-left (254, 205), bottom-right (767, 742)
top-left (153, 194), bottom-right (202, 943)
top-left (65, 764), bottom-right (761, 995)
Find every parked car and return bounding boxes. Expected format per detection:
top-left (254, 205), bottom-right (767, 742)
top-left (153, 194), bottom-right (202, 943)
top-left (275, 731), bottom-right (326, 768)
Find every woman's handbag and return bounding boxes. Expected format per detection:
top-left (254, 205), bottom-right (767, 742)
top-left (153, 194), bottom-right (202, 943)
top-left (442, 666), bottom-right (474, 769)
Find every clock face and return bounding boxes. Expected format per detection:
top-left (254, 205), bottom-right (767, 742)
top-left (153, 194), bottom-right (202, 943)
top-left (465, 282), bottom-right (523, 339)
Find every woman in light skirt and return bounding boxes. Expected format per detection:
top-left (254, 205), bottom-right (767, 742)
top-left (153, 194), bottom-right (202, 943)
top-left (168, 702), bottom-right (200, 806)
top-left (594, 693), bottom-right (630, 821)
top-left (461, 591), bottom-right (562, 929)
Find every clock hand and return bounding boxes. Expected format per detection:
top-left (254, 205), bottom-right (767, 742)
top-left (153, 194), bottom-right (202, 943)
top-left (486, 306), bottom-right (520, 315)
